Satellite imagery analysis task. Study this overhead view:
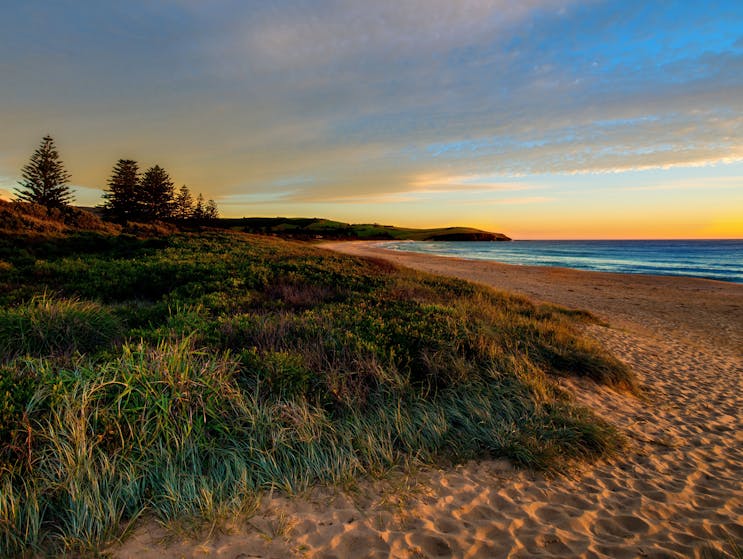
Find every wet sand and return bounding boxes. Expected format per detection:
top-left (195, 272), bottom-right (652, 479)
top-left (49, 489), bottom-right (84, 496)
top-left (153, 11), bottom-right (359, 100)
top-left (114, 241), bottom-right (743, 559)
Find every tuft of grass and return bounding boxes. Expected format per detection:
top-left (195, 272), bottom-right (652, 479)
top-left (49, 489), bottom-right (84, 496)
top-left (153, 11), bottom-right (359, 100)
top-left (0, 293), bottom-right (122, 360)
top-left (0, 359), bottom-right (43, 465)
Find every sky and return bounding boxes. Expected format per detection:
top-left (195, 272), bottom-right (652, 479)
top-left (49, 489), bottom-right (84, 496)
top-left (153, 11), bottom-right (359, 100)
top-left (0, 0), bottom-right (741, 239)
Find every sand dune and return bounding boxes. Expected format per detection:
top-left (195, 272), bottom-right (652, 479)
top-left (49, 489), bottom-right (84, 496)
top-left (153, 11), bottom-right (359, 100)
top-left (115, 242), bottom-right (742, 559)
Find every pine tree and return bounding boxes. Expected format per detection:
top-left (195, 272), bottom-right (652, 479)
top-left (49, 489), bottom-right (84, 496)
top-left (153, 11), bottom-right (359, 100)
top-left (204, 198), bottom-right (219, 220)
top-left (172, 185), bottom-right (194, 221)
top-left (101, 159), bottom-right (140, 222)
top-left (192, 193), bottom-right (206, 221)
top-left (138, 165), bottom-right (174, 221)
top-left (14, 135), bottom-right (74, 211)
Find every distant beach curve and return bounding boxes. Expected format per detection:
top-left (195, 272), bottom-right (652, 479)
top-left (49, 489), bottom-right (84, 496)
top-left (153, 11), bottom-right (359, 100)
top-left (379, 239), bottom-right (743, 284)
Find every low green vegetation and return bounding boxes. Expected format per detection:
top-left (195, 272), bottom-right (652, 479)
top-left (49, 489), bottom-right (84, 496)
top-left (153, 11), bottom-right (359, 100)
top-left (0, 228), bottom-right (633, 555)
top-left (0, 294), bottom-right (122, 359)
top-left (217, 216), bottom-right (511, 241)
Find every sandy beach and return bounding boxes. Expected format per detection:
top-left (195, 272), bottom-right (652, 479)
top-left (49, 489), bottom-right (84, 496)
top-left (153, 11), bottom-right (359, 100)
top-left (115, 241), bottom-right (743, 559)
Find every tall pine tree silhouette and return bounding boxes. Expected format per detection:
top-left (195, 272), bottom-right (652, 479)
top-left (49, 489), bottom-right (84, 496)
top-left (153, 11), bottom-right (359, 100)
top-left (192, 193), bottom-right (206, 221)
top-left (172, 184), bottom-right (194, 221)
top-left (204, 198), bottom-right (219, 220)
top-left (138, 165), bottom-right (174, 220)
top-left (101, 159), bottom-right (140, 222)
top-left (14, 135), bottom-right (74, 211)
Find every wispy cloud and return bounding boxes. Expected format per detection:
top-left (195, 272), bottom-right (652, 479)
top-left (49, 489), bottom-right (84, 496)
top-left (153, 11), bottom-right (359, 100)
top-left (408, 173), bottom-right (535, 193)
top-left (617, 176), bottom-right (743, 191)
top-left (484, 196), bottom-right (554, 205)
top-left (181, 1), bottom-right (570, 70)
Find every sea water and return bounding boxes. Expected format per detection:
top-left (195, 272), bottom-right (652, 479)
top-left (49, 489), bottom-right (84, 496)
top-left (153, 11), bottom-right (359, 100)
top-left (379, 240), bottom-right (743, 284)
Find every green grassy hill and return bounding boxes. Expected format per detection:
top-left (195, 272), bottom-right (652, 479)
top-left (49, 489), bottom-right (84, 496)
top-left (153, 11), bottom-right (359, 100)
top-left (216, 216), bottom-right (511, 241)
top-left (71, 207), bottom-right (511, 241)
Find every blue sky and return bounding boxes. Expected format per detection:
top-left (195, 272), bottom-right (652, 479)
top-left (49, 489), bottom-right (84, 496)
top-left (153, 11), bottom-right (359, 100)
top-left (0, 0), bottom-right (741, 237)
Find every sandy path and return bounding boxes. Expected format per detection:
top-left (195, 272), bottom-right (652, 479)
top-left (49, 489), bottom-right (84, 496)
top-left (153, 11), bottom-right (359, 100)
top-left (115, 242), bottom-right (743, 559)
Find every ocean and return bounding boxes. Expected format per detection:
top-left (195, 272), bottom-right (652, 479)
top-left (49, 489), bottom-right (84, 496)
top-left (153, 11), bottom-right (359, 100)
top-left (379, 239), bottom-right (743, 284)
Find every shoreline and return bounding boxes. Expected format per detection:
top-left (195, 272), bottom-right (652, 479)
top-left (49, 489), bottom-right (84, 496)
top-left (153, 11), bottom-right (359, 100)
top-left (338, 239), bottom-right (743, 286)
top-left (320, 241), bottom-right (743, 352)
top-left (116, 240), bottom-right (743, 559)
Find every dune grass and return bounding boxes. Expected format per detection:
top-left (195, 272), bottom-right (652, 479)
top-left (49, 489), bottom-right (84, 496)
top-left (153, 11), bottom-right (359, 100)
top-left (0, 231), bottom-right (634, 555)
top-left (0, 293), bottom-right (122, 359)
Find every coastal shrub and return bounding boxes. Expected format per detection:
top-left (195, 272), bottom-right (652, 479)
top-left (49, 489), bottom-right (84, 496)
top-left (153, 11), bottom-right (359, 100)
top-left (0, 294), bottom-right (122, 359)
top-left (263, 279), bottom-right (339, 308)
top-left (32, 258), bottom-right (205, 302)
top-left (126, 304), bottom-right (213, 345)
top-left (239, 348), bottom-right (315, 400)
top-left (9, 233), bottom-right (163, 262)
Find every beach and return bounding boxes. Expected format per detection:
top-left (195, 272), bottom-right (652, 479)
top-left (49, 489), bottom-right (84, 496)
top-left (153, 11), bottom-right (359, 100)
top-left (115, 241), bottom-right (743, 559)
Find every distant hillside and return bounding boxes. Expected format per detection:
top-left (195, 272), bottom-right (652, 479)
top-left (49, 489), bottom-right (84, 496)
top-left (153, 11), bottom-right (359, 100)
top-left (0, 200), bottom-right (119, 236)
top-left (0, 202), bottom-right (182, 238)
top-left (0, 204), bottom-right (509, 241)
top-left (216, 217), bottom-right (511, 241)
